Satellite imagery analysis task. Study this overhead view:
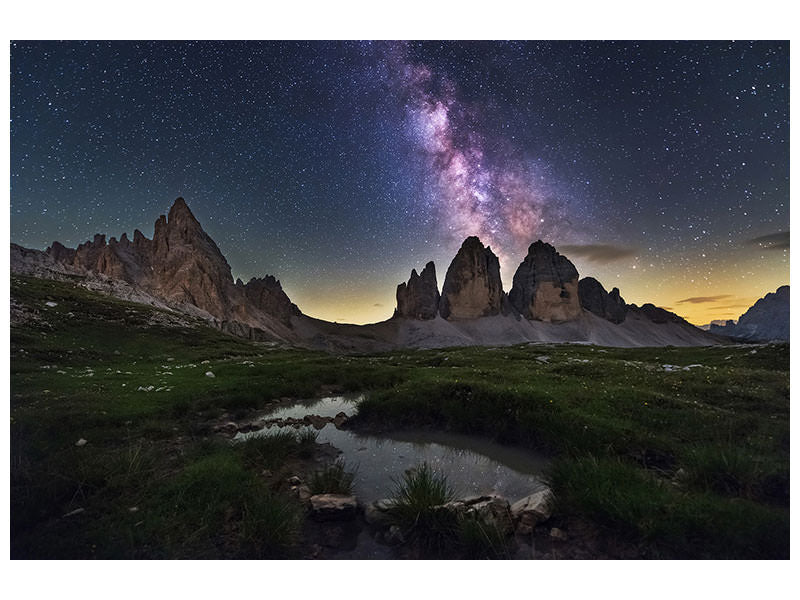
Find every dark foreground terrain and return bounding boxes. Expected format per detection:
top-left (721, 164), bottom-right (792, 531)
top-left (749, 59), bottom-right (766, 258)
top-left (10, 275), bottom-right (789, 559)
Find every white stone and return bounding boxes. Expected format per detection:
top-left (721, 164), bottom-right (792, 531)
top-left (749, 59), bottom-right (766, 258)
top-left (205, 371), bottom-right (215, 378)
top-left (75, 438), bottom-right (88, 447)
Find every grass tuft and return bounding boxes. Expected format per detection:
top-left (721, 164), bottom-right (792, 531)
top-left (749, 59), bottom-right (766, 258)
top-left (387, 462), bottom-right (458, 556)
top-left (308, 458), bottom-right (356, 495)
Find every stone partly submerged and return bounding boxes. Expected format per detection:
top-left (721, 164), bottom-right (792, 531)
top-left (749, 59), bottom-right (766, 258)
top-left (11, 196), bottom-right (723, 351)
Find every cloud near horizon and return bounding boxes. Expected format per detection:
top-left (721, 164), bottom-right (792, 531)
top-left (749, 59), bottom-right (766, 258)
top-left (746, 231), bottom-right (789, 250)
top-left (676, 294), bottom-right (733, 305)
top-left (557, 244), bottom-right (637, 263)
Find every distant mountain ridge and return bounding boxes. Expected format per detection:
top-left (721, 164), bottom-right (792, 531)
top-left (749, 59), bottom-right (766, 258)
top-left (11, 197), bottom-right (719, 350)
top-left (709, 287), bottom-right (789, 341)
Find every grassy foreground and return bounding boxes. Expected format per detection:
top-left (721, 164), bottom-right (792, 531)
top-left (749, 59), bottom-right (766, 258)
top-left (10, 275), bottom-right (789, 558)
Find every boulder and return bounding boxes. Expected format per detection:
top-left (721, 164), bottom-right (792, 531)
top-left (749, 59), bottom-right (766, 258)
top-left (333, 411), bottom-right (349, 429)
top-left (509, 241), bottom-right (581, 322)
top-left (432, 494), bottom-right (513, 535)
top-left (439, 237), bottom-right (504, 320)
top-left (510, 489), bottom-right (553, 535)
top-left (309, 494), bottom-right (358, 521)
top-left (465, 495), bottom-right (514, 535)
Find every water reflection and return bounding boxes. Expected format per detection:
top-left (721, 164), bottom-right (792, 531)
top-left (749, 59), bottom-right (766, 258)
top-left (239, 395), bottom-right (549, 504)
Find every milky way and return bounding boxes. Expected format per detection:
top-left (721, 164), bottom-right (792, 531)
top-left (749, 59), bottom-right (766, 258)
top-left (386, 43), bottom-right (575, 269)
top-left (10, 41), bottom-right (789, 324)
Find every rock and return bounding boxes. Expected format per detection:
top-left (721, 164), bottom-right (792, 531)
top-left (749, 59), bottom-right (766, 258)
top-left (45, 301), bottom-right (58, 307)
top-left (307, 414), bottom-right (329, 430)
top-left (364, 501), bottom-right (394, 528)
top-left (374, 498), bottom-right (396, 511)
top-left (333, 412), bottom-right (349, 429)
top-left (511, 489), bottom-right (553, 535)
top-left (439, 237), bottom-right (504, 320)
top-left (395, 261), bottom-right (441, 320)
top-left (220, 421), bottom-right (238, 435)
top-left (295, 485), bottom-right (312, 503)
top-left (578, 277), bottom-right (628, 324)
top-left (509, 240), bottom-right (581, 322)
top-left (309, 494), bottom-right (358, 521)
top-left (75, 438), bottom-right (87, 447)
top-left (287, 475), bottom-right (303, 486)
top-left (384, 525), bottom-right (405, 545)
top-left (205, 371), bottom-right (215, 378)
top-left (465, 495), bottom-right (514, 535)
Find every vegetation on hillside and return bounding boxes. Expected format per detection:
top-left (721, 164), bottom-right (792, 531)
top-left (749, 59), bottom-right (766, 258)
top-left (10, 275), bottom-right (789, 558)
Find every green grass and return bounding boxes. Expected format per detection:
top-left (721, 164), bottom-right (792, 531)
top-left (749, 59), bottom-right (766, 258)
top-left (386, 462), bottom-right (515, 558)
top-left (10, 274), bottom-right (790, 559)
top-left (308, 458), bottom-right (356, 495)
top-left (548, 455), bottom-right (789, 559)
top-left (387, 462), bottom-right (459, 556)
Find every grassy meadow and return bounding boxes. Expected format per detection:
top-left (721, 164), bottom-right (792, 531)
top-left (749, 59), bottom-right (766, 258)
top-left (10, 275), bottom-right (789, 558)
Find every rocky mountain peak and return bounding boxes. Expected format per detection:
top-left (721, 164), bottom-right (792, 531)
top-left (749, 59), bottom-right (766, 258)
top-left (509, 240), bottom-right (581, 322)
top-left (578, 277), bottom-right (628, 324)
top-left (439, 237), bottom-right (503, 320)
top-left (396, 260), bottom-right (440, 320)
top-left (167, 197), bottom-right (201, 231)
top-left (240, 274), bottom-right (300, 326)
top-left (711, 285), bottom-right (789, 341)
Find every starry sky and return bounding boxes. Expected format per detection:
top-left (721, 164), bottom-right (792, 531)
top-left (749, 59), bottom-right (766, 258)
top-left (10, 40), bottom-right (789, 325)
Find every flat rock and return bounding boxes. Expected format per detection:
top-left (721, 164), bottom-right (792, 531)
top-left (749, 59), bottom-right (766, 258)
top-left (309, 494), bottom-right (358, 521)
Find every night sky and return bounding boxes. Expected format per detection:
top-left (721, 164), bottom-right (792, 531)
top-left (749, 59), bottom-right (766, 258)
top-left (10, 40), bottom-right (789, 325)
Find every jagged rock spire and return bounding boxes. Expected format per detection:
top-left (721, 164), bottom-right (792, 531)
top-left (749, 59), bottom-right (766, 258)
top-left (396, 261), bottom-right (440, 319)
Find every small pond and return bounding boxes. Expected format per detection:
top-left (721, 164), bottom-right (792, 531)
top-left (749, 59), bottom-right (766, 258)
top-left (236, 395), bottom-right (550, 505)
